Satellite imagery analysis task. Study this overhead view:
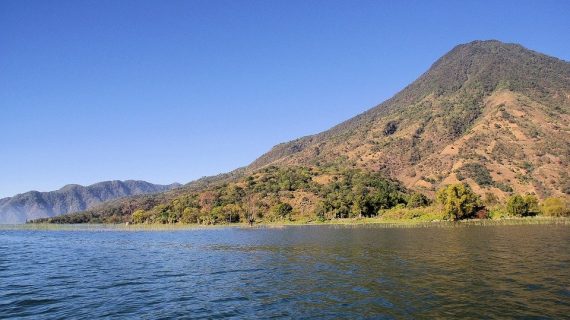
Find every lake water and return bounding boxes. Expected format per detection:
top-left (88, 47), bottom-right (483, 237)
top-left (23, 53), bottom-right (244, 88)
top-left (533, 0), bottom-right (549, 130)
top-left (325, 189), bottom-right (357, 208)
top-left (1, 224), bottom-right (569, 319)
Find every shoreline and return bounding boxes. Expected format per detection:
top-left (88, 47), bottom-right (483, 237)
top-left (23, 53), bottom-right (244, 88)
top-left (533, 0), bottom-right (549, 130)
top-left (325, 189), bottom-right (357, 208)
top-left (3, 216), bottom-right (569, 231)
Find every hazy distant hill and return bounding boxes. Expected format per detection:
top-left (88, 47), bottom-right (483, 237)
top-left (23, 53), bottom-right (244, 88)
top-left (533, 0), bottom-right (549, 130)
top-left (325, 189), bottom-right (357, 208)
top-left (0, 180), bottom-right (180, 224)
top-left (33, 40), bottom-right (570, 224)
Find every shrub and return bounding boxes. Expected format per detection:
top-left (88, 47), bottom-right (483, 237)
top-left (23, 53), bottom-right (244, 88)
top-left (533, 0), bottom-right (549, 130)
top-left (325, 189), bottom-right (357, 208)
top-left (522, 161), bottom-right (534, 173)
top-left (436, 184), bottom-right (483, 220)
top-left (459, 163), bottom-right (493, 186)
top-left (488, 207), bottom-right (509, 220)
top-left (541, 197), bottom-right (570, 217)
top-left (380, 206), bottom-right (445, 221)
top-left (494, 182), bottom-right (513, 192)
top-left (383, 121), bottom-right (398, 136)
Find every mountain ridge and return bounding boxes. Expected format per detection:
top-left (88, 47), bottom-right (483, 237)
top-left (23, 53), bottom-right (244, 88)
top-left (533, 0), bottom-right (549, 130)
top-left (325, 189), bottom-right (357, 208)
top-left (0, 180), bottom-right (181, 224)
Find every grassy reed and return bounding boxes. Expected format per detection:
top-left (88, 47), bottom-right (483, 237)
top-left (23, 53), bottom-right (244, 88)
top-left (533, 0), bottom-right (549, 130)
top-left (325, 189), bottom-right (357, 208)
top-left (3, 216), bottom-right (568, 232)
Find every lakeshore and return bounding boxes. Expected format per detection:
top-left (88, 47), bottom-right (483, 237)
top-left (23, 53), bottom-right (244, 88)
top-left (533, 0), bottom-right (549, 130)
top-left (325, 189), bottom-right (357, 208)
top-left (6, 216), bottom-right (570, 232)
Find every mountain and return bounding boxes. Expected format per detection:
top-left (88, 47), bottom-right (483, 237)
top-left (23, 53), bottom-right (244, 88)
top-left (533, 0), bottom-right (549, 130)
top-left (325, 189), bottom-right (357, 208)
top-left (0, 180), bottom-right (181, 224)
top-left (249, 40), bottom-right (570, 199)
top-left (32, 40), bottom-right (570, 224)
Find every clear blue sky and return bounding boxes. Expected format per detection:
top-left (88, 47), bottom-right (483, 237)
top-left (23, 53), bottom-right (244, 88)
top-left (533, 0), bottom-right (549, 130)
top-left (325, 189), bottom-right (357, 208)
top-left (1, 0), bottom-right (569, 198)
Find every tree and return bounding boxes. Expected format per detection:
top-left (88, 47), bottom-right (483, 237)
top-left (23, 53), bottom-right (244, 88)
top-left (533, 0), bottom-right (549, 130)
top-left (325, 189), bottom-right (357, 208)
top-left (506, 195), bottom-right (527, 216)
top-left (132, 209), bottom-right (147, 224)
top-left (315, 201), bottom-right (327, 222)
top-left (181, 207), bottom-right (199, 224)
top-left (541, 197), bottom-right (570, 217)
top-left (436, 184), bottom-right (482, 220)
top-left (271, 202), bottom-right (293, 220)
top-left (222, 204), bottom-right (242, 223)
top-left (506, 194), bottom-right (538, 217)
top-left (243, 193), bottom-right (259, 226)
top-left (523, 195), bottom-right (539, 215)
top-left (407, 192), bottom-right (430, 208)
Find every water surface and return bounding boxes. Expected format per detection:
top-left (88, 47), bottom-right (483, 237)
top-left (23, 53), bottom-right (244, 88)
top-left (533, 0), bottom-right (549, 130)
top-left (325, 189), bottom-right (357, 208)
top-left (1, 224), bottom-right (569, 318)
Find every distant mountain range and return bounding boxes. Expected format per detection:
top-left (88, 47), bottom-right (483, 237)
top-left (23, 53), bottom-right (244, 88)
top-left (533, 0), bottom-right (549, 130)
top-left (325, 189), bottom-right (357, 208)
top-left (30, 40), bottom-right (570, 224)
top-left (0, 180), bottom-right (180, 224)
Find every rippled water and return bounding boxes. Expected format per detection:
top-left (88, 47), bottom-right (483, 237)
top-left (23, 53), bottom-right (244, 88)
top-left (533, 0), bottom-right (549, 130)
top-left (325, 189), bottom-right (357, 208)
top-left (1, 224), bottom-right (569, 318)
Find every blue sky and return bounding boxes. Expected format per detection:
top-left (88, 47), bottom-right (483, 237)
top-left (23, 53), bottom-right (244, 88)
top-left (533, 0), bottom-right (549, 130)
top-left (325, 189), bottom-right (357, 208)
top-left (1, 0), bottom-right (569, 197)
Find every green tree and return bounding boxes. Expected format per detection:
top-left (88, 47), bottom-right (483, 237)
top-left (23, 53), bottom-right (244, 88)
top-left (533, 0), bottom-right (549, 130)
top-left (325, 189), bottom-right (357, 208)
top-left (436, 184), bottom-right (482, 220)
top-left (506, 194), bottom-right (538, 216)
top-left (132, 209), bottom-right (147, 224)
top-left (524, 195), bottom-right (539, 215)
top-left (271, 202), bottom-right (293, 220)
top-left (315, 201), bottom-right (327, 222)
top-left (210, 206), bottom-right (225, 224)
top-left (506, 195), bottom-right (527, 216)
top-left (541, 197), bottom-right (570, 217)
top-left (222, 204), bottom-right (242, 223)
top-left (181, 207), bottom-right (200, 224)
top-left (407, 192), bottom-right (430, 208)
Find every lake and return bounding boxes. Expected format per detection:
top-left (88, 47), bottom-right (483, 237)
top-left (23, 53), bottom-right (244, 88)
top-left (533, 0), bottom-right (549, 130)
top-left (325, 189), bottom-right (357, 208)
top-left (1, 224), bottom-right (569, 319)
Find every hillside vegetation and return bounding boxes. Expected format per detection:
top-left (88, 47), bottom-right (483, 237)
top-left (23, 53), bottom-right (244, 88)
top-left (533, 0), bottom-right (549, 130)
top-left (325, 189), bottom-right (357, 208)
top-left (35, 166), bottom-right (409, 224)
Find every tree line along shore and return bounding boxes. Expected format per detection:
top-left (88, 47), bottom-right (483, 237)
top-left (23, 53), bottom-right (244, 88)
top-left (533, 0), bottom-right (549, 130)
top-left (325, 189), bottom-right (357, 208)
top-left (29, 166), bottom-right (570, 225)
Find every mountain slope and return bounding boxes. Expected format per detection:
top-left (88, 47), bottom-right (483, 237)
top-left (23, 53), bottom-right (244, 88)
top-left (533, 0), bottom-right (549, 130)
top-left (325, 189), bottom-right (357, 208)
top-left (248, 40), bottom-right (570, 200)
top-left (0, 180), bottom-right (181, 224)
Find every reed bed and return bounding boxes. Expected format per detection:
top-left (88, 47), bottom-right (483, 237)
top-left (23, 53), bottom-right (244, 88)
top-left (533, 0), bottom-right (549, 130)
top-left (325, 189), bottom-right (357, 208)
top-left (2, 216), bottom-right (568, 232)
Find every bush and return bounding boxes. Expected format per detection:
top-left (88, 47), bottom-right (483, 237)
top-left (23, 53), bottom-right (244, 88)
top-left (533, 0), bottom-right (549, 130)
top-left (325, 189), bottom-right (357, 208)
top-left (436, 184), bottom-right (483, 220)
top-left (383, 121), bottom-right (399, 136)
top-left (459, 163), bottom-right (493, 186)
top-left (541, 197), bottom-right (570, 217)
top-left (488, 207), bottom-right (509, 220)
top-left (380, 206), bottom-right (445, 221)
top-left (494, 182), bottom-right (513, 192)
